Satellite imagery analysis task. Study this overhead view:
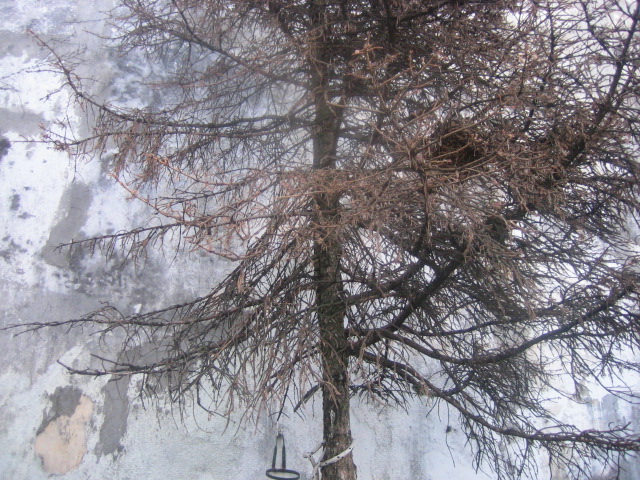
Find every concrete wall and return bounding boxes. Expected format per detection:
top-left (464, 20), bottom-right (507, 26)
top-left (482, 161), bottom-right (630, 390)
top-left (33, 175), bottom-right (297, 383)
top-left (0, 2), bottom-right (638, 479)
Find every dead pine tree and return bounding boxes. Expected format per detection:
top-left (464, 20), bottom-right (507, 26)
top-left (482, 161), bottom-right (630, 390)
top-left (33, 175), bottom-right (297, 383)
top-left (12, 1), bottom-right (640, 478)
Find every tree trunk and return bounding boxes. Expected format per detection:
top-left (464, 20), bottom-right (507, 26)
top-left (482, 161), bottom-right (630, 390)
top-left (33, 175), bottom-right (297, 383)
top-left (312, 110), bottom-right (357, 478)
top-left (311, 53), bottom-right (357, 480)
top-left (315, 232), bottom-right (357, 480)
top-left (309, 2), bottom-right (356, 477)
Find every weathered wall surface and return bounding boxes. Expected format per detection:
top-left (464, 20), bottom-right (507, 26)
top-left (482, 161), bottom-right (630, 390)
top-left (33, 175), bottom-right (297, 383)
top-left (0, 2), bottom-right (638, 480)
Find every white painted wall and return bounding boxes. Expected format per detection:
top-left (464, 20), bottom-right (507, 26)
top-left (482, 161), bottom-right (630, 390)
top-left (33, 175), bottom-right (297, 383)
top-left (0, 2), bottom-right (637, 479)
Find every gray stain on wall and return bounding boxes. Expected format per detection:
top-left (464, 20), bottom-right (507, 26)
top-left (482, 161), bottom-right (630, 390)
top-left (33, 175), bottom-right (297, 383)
top-left (95, 376), bottom-right (130, 458)
top-left (0, 136), bottom-right (10, 160)
top-left (37, 385), bottom-right (83, 435)
top-left (41, 181), bottom-right (93, 268)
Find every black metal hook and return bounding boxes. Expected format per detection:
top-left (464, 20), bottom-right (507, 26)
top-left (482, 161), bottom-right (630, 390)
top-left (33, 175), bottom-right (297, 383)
top-left (265, 433), bottom-right (300, 480)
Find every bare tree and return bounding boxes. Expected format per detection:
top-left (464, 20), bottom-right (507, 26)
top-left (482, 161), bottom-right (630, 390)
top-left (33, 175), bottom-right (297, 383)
top-left (13, 0), bottom-right (640, 478)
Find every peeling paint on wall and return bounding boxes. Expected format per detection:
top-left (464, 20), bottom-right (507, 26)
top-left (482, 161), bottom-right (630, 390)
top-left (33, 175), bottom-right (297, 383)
top-left (34, 387), bottom-right (94, 474)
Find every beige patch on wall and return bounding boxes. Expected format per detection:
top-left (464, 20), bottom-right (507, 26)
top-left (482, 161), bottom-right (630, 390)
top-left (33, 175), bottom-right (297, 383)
top-left (34, 395), bottom-right (94, 474)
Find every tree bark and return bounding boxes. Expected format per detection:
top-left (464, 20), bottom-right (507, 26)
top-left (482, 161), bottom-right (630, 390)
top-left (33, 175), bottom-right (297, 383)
top-left (312, 98), bottom-right (357, 480)
top-left (310, 2), bottom-right (356, 475)
top-left (315, 233), bottom-right (357, 480)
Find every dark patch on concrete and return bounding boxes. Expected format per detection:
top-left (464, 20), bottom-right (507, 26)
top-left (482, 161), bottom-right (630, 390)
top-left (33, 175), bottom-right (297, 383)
top-left (0, 29), bottom-right (53, 59)
top-left (37, 386), bottom-right (83, 436)
top-left (95, 377), bottom-right (130, 458)
top-left (0, 136), bottom-right (10, 160)
top-left (0, 111), bottom-right (44, 138)
top-left (94, 346), bottom-right (157, 458)
top-left (9, 193), bottom-right (19, 211)
top-left (24, 4), bottom-right (75, 36)
top-left (42, 181), bottom-right (93, 268)
top-left (93, 345), bottom-right (173, 458)
top-left (0, 237), bottom-right (27, 262)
